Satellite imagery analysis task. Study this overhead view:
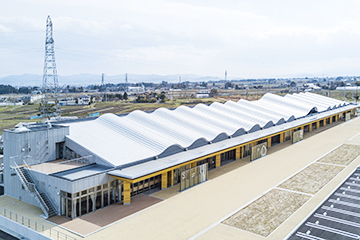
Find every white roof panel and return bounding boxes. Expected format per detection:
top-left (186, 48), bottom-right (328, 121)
top-left (65, 92), bottom-right (352, 167)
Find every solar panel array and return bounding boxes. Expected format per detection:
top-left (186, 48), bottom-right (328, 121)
top-left (288, 167), bottom-right (360, 240)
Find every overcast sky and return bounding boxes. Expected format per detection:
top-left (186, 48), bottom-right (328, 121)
top-left (1, 0), bottom-right (360, 80)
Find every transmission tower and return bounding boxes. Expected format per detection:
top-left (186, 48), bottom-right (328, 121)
top-left (101, 73), bottom-right (107, 102)
top-left (125, 73), bottom-right (128, 92)
top-left (41, 15), bottom-right (61, 121)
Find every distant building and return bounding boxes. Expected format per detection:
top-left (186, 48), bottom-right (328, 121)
top-left (77, 96), bottom-right (90, 105)
top-left (128, 84), bottom-right (145, 94)
top-left (196, 89), bottom-right (210, 98)
top-left (304, 83), bottom-right (321, 92)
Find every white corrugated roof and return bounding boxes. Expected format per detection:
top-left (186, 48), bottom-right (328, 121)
top-left (65, 92), bottom-right (349, 167)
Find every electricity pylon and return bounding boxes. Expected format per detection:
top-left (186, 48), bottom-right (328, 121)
top-left (41, 15), bottom-right (61, 121)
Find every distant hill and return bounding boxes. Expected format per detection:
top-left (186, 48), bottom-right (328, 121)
top-left (0, 73), bottom-right (222, 87)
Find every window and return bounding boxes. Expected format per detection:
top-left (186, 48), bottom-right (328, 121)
top-left (60, 180), bottom-right (120, 219)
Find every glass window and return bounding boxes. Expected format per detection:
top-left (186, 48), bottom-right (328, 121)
top-left (89, 188), bottom-right (94, 193)
top-left (75, 199), bottom-right (80, 218)
top-left (96, 192), bottom-right (102, 210)
top-left (97, 186), bottom-right (101, 191)
top-left (67, 199), bottom-right (72, 218)
top-left (110, 188), bottom-right (115, 205)
top-left (88, 194), bottom-right (95, 213)
top-left (81, 196), bottom-right (87, 216)
top-left (103, 190), bottom-right (109, 207)
top-left (103, 183), bottom-right (108, 189)
top-left (81, 190), bottom-right (87, 195)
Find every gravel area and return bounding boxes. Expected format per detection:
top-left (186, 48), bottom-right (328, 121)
top-left (222, 189), bottom-right (310, 237)
top-left (317, 144), bottom-right (360, 166)
top-left (278, 163), bottom-right (344, 195)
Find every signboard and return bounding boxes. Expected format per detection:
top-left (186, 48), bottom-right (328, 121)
top-left (345, 112), bottom-right (351, 121)
top-left (180, 163), bottom-right (208, 191)
top-left (292, 129), bottom-right (304, 144)
top-left (339, 113), bottom-right (343, 120)
top-left (250, 142), bottom-right (267, 161)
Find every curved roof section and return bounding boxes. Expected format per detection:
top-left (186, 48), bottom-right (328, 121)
top-left (65, 92), bottom-right (350, 167)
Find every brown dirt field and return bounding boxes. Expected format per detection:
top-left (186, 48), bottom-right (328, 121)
top-left (317, 144), bottom-right (360, 166)
top-left (278, 163), bottom-right (344, 195)
top-left (222, 189), bottom-right (310, 237)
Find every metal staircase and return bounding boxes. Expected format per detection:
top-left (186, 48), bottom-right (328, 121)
top-left (13, 162), bottom-right (56, 218)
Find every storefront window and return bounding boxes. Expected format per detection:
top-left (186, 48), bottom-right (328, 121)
top-left (60, 180), bottom-right (120, 219)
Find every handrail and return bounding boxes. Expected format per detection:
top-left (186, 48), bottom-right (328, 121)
top-left (23, 160), bottom-right (57, 214)
top-left (0, 205), bottom-right (77, 240)
top-left (59, 155), bottom-right (92, 165)
top-left (29, 182), bottom-right (49, 212)
top-left (12, 162), bottom-right (49, 215)
top-left (12, 163), bottom-right (30, 192)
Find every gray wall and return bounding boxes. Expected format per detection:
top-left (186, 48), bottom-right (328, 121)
top-left (30, 169), bottom-right (115, 214)
top-left (3, 124), bottom-right (117, 216)
top-left (3, 125), bottom-right (68, 207)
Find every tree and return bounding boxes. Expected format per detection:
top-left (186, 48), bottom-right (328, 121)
top-left (159, 91), bottom-right (166, 102)
top-left (210, 89), bottom-right (218, 97)
top-left (225, 82), bottom-right (233, 89)
top-left (123, 92), bottom-right (128, 100)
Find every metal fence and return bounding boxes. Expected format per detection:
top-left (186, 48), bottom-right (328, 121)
top-left (0, 206), bottom-right (77, 240)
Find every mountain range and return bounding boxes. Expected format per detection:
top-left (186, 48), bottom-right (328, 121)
top-left (0, 73), bottom-right (222, 87)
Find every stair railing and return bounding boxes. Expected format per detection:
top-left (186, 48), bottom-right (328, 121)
top-left (23, 160), bottom-right (58, 215)
top-left (13, 162), bottom-right (49, 217)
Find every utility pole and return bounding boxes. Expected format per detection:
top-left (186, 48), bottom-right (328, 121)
top-left (41, 15), bottom-right (61, 121)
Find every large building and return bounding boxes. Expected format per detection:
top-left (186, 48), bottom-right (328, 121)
top-left (2, 92), bottom-right (357, 219)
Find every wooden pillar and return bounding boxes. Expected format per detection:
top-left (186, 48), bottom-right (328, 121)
top-left (267, 137), bottom-right (271, 148)
top-left (335, 114), bottom-right (339, 121)
top-left (279, 133), bottom-right (284, 143)
top-left (309, 123), bottom-right (313, 132)
top-left (191, 162), bottom-right (197, 168)
top-left (235, 147), bottom-right (241, 160)
top-left (168, 170), bottom-right (174, 187)
top-left (329, 116), bottom-right (332, 124)
top-left (323, 118), bottom-right (327, 126)
top-left (161, 172), bottom-right (167, 189)
top-left (316, 121), bottom-right (320, 129)
top-left (123, 181), bottom-right (131, 205)
top-left (240, 146), bottom-right (243, 159)
top-left (215, 154), bottom-right (221, 168)
top-left (300, 125), bottom-right (304, 131)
